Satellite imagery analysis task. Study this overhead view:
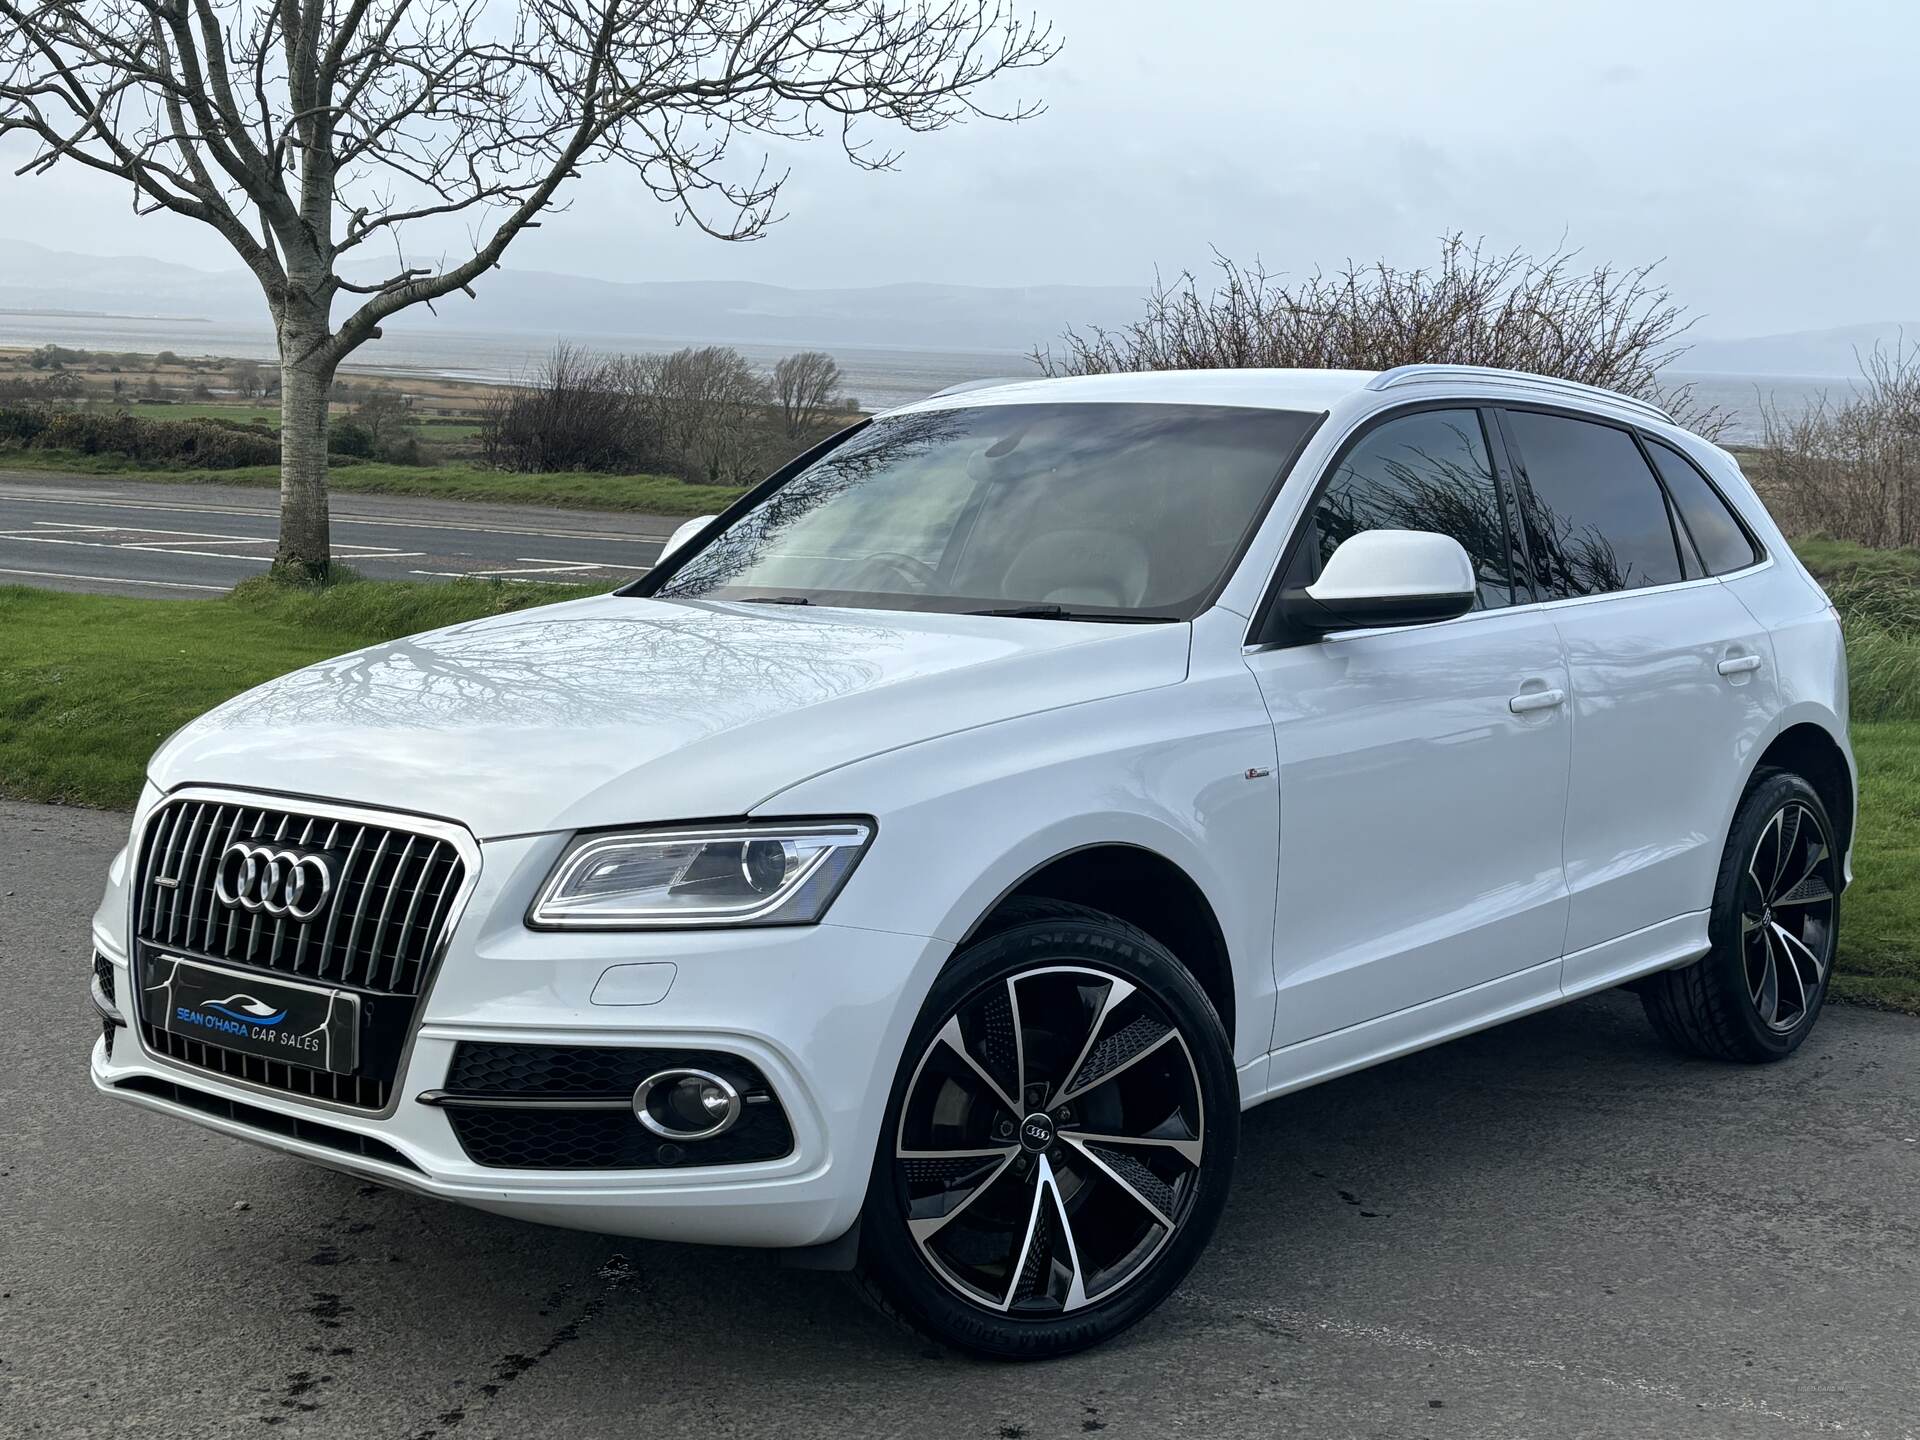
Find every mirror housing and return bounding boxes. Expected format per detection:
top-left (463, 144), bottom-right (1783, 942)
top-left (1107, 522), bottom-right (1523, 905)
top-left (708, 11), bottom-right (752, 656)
top-left (1279, 529), bottom-right (1477, 635)
top-left (659, 515), bottom-right (718, 564)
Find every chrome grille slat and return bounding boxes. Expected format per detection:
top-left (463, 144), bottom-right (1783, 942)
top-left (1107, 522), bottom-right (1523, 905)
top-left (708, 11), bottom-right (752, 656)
top-left (165, 803), bottom-right (208, 945)
top-left (149, 804), bottom-right (187, 937)
top-left (367, 835), bottom-right (416, 991)
top-left (137, 805), bottom-right (176, 936)
top-left (342, 831), bottom-right (392, 988)
top-left (319, 824), bottom-right (367, 975)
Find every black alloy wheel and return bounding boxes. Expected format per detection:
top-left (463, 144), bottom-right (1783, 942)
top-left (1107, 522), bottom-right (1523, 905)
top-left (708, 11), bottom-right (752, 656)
top-left (856, 899), bottom-right (1237, 1359)
top-left (1642, 770), bottom-right (1840, 1062)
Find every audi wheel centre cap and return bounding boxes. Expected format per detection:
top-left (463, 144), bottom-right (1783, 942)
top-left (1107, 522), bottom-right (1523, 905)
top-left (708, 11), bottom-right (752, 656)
top-left (1018, 1112), bottom-right (1056, 1152)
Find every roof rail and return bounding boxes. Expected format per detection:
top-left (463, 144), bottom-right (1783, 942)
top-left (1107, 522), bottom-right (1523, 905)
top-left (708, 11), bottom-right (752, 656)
top-left (1364, 364), bottom-right (1674, 425)
top-left (926, 376), bottom-right (1033, 399)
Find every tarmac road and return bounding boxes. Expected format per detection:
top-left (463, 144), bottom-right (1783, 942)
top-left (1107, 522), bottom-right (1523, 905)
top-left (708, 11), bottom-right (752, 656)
top-left (4, 797), bottom-right (1918, 1439)
top-left (0, 472), bottom-right (679, 598)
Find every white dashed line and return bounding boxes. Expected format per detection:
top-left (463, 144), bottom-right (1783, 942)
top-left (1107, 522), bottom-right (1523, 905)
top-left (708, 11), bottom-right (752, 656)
top-left (0, 488), bottom-right (674, 544)
top-left (0, 565), bottom-right (226, 592)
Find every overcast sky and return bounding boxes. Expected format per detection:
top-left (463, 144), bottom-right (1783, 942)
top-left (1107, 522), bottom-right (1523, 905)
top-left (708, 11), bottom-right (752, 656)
top-left (3, 0), bottom-right (1915, 336)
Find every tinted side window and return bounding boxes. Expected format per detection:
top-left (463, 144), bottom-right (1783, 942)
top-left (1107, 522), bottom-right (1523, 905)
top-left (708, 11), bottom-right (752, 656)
top-left (1503, 411), bottom-right (1684, 597)
top-left (1298, 409), bottom-right (1514, 609)
top-left (1645, 439), bottom-right (1762, 575)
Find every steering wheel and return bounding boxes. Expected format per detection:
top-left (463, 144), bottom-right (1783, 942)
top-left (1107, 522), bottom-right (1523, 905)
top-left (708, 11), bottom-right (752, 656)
top-left (846, 550), bottom-right (938, 592)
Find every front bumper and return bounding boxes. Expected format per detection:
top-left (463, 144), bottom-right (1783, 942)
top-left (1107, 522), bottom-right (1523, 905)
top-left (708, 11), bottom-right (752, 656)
top-left (93, 902), bottom-right (954, 1248)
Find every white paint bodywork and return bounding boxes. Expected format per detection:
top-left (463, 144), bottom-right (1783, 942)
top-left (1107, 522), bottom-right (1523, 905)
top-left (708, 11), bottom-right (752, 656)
top-left (90, 366), bottom-right (1854, 1249)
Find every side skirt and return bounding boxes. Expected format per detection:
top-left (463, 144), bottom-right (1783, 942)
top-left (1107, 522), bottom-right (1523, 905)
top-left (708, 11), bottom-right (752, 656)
top-left (1242, 912), bottom-right (1712, 1109)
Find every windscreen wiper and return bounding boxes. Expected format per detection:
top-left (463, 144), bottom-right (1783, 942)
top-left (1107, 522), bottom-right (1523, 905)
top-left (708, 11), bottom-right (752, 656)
top-left (966, 605), bottom-right (1182, 623)
top-left (736, 595), bottom-right (813, 605)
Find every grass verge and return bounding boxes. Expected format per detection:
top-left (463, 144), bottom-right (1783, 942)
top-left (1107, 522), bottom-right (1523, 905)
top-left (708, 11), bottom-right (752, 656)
top-left (0, 449), bottom-right (747, 517)
top-left (0, 575), bottom-right (600, 810)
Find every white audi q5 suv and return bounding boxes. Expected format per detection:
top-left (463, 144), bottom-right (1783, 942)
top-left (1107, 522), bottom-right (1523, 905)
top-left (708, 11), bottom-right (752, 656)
top-left (89, 365), bottom-right (1853, 1357)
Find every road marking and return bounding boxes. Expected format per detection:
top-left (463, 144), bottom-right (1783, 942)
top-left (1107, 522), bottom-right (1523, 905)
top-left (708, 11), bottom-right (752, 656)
top-left (0, 488), bottom-right (674, 544)
top-left (0, 565), bottom-right (226, 592)
top-left (1, 523), bottom-right (421, 565)
top-left (515, 555), bottom-right (654, 569)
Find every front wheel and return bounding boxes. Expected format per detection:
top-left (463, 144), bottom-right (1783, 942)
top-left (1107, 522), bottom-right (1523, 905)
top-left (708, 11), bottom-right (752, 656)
top-left (1641, 770), bottom-right (1841, 1063)
top-left (855, 900), bottom-right (1238, 1359)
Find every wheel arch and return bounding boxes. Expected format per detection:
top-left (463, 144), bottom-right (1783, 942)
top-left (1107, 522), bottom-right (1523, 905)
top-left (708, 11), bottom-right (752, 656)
top-left (1747, 717), bottom-right (1856, 864)
top-left (957, 842), bottom-right (1238, 1051)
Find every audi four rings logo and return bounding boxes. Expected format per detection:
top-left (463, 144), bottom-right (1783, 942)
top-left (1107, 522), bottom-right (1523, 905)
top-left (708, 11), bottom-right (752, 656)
top-left (213, 842), bottom-right (334, 921)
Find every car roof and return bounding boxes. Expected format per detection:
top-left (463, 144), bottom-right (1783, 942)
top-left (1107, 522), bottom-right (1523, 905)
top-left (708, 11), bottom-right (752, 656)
top-left (886, 367), bottom-right (1379, 416)
top-left (884, 364), bottom-right (1678, 432)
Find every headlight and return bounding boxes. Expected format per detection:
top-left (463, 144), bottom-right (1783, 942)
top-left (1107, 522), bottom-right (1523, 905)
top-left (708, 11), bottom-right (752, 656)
top-left (528, 820), bottom-right (874, 929)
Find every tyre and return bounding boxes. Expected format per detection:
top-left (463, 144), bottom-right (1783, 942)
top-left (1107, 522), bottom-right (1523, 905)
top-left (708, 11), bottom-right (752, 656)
top-left (855, 899), bottom-right (1238, 1359)
top-left (1641, 770), bottom-right (1841, 1063)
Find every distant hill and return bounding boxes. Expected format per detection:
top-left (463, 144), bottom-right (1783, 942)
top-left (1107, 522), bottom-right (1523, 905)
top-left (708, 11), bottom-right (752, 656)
top-left (6, 238), bottom-right (1912, 372)
top-left (1678, 322), bottom-right (1920, 379)
top-left (0, 238), bottom-right (1148, 352)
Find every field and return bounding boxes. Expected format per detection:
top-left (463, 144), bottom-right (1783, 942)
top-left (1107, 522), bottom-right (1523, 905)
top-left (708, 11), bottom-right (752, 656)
top-left (0, 344), bottom-right (758, 513)
top-left (2, 539), bottom-right (1915, 1012)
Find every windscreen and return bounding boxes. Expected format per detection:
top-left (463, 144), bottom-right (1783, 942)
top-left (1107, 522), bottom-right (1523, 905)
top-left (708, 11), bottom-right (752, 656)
top-left (654, 402), bottom-right (1321, 619)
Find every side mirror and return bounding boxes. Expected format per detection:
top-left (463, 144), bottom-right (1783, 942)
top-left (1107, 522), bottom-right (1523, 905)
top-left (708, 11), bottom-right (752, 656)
top-left (658, 515), bottom-right (718, 564)
top-left (1280, 529), bottom-right (1476, 635)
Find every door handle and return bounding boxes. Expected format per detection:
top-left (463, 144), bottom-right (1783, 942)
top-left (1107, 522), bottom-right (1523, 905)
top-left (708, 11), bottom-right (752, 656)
top-left (1509, 687), bottom-right (1566, 714)
top-left (1717, 654), bottom-right (1762, 677)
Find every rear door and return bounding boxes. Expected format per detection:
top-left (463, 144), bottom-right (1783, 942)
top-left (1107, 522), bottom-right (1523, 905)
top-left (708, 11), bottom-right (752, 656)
top-left (1246, 405), bottom-right (1573, 1047)
top-left (1494, 408), bottom-right (1778, 985)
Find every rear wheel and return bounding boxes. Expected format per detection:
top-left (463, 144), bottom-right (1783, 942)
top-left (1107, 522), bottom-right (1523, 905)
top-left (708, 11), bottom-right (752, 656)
top-left (1641, 770), bottom-right (1840, 1062)
top-left (855, 900), bottom-right (1237, 1358)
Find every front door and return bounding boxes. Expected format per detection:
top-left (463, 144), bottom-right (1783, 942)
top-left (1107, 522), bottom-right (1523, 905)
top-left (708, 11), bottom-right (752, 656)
top-left (1245, 407), bottom-right (1573, 1048)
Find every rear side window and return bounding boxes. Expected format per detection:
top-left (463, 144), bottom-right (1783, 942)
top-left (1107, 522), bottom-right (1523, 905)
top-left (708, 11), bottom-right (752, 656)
top-left (1502, 410), bottom-right (1685, 597)
top-left (1295, 408), bottom-right (1516, 610)
top-left (1644, 438), bottom-right (1763, 575)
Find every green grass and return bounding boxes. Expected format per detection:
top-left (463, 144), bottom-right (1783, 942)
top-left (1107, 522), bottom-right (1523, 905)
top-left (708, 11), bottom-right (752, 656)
top-left (1788, 538), bottom-right (1920, 1009)
top-left (0, 575), bottom-right (600, 809)
top-left (113, 401), bottom-right (284, 427)
top-left (1837, 722), bottom-right (1920, 1011)
top-left (0, 450), bottom-right (746, 516)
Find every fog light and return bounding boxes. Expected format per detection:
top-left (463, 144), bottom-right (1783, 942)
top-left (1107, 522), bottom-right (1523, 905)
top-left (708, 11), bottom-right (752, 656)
top-left (632, 1068), bottom-right (742, 1140)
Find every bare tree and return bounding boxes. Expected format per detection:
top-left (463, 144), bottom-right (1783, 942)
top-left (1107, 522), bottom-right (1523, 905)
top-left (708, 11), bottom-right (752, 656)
top-left (481, 341), bottom-right (651, 473)
top-left (1036, 236), bottom-right (1728, 439)
top-left (773, 349), bottom-right (844, 437)
top-left (1757, 341), bottom-right (1920, 549)
top-left (646, 344), bottom-right (770, 483)
top-left (1, 3), bottom-right (1055, 578)
top-left (226, 357), bottom-right (264, 398)
top-left (351, 385), bottom-right (414, 449)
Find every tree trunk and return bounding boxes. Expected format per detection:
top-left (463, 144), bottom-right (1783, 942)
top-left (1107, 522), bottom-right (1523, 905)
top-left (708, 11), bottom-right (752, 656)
top-left (276, 344), bottom-right (336, 580)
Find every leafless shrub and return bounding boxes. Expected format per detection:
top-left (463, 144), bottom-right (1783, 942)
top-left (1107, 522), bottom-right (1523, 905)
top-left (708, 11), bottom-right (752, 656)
top-left (483, 342), bottom-right (853, 481)
top-left (226, 359), bottom-right (265, 399)
top-left (1757, 343), bottom-right (1920, 548)
top-left (774, 351), bottom-right (846, 437)
top-left (480, 344), bottom-right (657, 475)
top-left (1035, 235), bottom-right (1728, 439)
top-left (644, 347), bottom-right (775, 483)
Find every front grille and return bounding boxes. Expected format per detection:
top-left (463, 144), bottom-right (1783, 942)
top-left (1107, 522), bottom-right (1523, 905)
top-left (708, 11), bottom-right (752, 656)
top-left (439, 1042), bottom-right (795, 1170)
top-left (93, 952), bottom-right (116, 1006)
top-left (133, 797), bottom-right (467, 1110)
top-left (114, 1076), bottom-right (422, 1173)
top-left (140, 1022), bottom-right (389, 1108)
top-left (136, 798), bottom-right (464, 994)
